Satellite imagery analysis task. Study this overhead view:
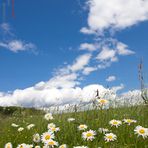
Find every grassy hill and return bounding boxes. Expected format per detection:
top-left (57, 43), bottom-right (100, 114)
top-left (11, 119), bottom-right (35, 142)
top-left (0, 105), bottom-right (148, 147)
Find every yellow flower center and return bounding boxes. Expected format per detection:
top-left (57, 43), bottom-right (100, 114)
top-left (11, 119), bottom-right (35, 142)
top-left (139, 129), bottom-right (145, 134)
top-left (45, 135), bottom-right (51, 140)
top-left (80, 125), bottom-right (85, 128)
top-left (127, 119), bottom-right (132, 123)
top-left (48, 141), bottom-right (55, 145)
top-left (6, 145), bottom-right (11, 148)
top-left (100, 99), bottom-right (106, 104)
top-left (86, 132), bottom-right (92, 137)
top-left (113, 121), bottom-right (118, 125)
top-left (107, 135), bottom-right (113, 139)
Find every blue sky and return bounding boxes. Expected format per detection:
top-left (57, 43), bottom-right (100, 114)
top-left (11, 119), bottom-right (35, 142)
top-left (0, 0), bottom-right (148, 99)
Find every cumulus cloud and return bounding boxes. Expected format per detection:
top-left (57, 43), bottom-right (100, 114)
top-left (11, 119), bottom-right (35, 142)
top-left (79, 43), bottom-right (97, 51)
top-left (106, 76), bottom-right (116, 82)
top-left (82, 0), bottom-right (148, 33)
top-left (0, 40), bottom-right (36, 53)
top-left (0, 84), bottom-right (107, 107)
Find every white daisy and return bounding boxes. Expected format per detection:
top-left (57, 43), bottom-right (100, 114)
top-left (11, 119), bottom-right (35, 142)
top-left (48, 127), bottom-right (60, 133)
top-left (45, 140), bottom-right (58, 147)
top-left (33, 133), bottom-right (40, 143)
top-left (78, 124), bottom-right (88, 131)
top-left (44, 113), bottom-right (54, 120)
top-left (18, 127), bottom-right (24, 132)
top-left (41, 132), bottom-right (55, 143)
top-left (97, 99), bottom-right (108, 106)
top-left (27, 124), bottom-right (35, 130)
top-left (11, 123), bottom-right (19, 127)
top-left (123, 119), bottom-right (137, 125)
top-left (35, 146), bottom-right (41, 148)
top-left (134, 125), bottom-right (148, 139)
top-left (109, 119), bottom-right (122, 128)
top-left (73, 146), bottom-right (88, 148)
top-left (5, 142), bottom-right (13, 148)
top-left (59, 144), bottom-right (67, 148)
top-left (67, 118), bottom-right (75, 122)
top-left (82, 130), bottom-right (96, 141)
top-left (48, 123), bottom-right (56, 129)
top-left (16, 143), bottom-right (27, 148)
top-left (104, 133), bottom-right (117, 142)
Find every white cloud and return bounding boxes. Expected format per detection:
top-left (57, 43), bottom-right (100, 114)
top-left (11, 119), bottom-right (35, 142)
top-left (117, 42), bottom-right (135, 55)
top-left (96, 47), bottom-right (117, 61)
top-left (111, 84), bottom-right (124, 92)
top-left (0, 40), bottom-right (36, 53)
top-left (79, 43), bottom-right (97, 51)
top-left (80, 27), bottom-right (96, 34)
top-left (106, 76), bottom-right (116, 82)
top-left (70, 53), bottom-right (92, 72)
top-left (0, 84), bottom-right (107, 107)
top-left (82, 0), bottom-right (148, 33)
top-left (82, 66), bottom-right (97, 75)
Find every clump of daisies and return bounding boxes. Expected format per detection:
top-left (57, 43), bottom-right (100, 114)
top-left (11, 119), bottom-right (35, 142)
top-left (27, 124), bottom-right (35, 130)
top-left (134, 125), bottom-right (148, 139)
top-left (123, 119), bottom-right (137, 125)
top-left (44, 113), bottom-right (54, 120)
top-left (109, 119), bottom-right (122, 128)
top-left (67, 118), bottom-right (75, 122)
top-left (82, 130), bottom-right (96, 141)
top-left (78, 124), bottom-right (88, 131)
top-left (5, 142), bottom-right (13, 148)
top-left (104, 133), bottom-right (117, 142)
top-left (59, 144), bottom-right (67, 148)
top-left (98, 128), bottom-right (109, 134)
top-left (33, 133), bottom-right (40, 143)
top-left (48, 123), bottom-right (60, 133)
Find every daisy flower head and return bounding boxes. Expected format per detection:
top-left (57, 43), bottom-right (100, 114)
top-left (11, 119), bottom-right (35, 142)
top-left (44, 113), bottom-right (54, 121)
top-left (5, 142), bottom-right (13, 148)
top-left (104, 133), bottom-right (117, 142)
top-left (67, 118), bottom-right (75, 122)
top-left (98, 128), bottom-right (109, 134)
top-left (11, 123), bottom-right (19, 127)
top-left (48, 123), bottom-right (56, 129)
top-left (35, 146), bottom-right (41, 148)
top-left (134, 125), bottom-right (148, 139)
top-left (18, 127), bottom-right (24, 132)
top-left (27, 124), bottom-right (35, 130)
top-left (41, 132), bottom-right (55, 143)
top-left (33, 133), bottom-right (40, 143)
top-left (45, 140), bottom-right (58, 147)
top-left (16, 143), bottom-right (27, 148)
top-left (26, 144), bottom-right (33, 148)
top-left (73, 146), bottom-right (88, 148)
top-left (109, 119), bottom-right (122, 128)
top-left (48, 127), bottom-right (60, 133)
top-left (82, 130), bottom-right (96, 141)
top-left (123, 119), bottom-right (137, 125)
top-left (78, 124), bottom-right (88, 131)
top-left (97, 99), bottom-right (108, 106)
top-left (59, 144), bottom-right (67, 148)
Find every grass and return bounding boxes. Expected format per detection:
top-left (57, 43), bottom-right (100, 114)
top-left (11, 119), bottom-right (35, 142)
top-left (0, 105), bottom-right (148, 147)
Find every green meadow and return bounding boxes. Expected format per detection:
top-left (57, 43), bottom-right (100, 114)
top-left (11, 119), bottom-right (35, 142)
top-left (0, 105), bottom-right (148, 148)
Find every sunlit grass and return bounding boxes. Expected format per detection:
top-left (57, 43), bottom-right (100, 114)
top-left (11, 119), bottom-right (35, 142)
top-left (0, 105), bottom-right (148, 147)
